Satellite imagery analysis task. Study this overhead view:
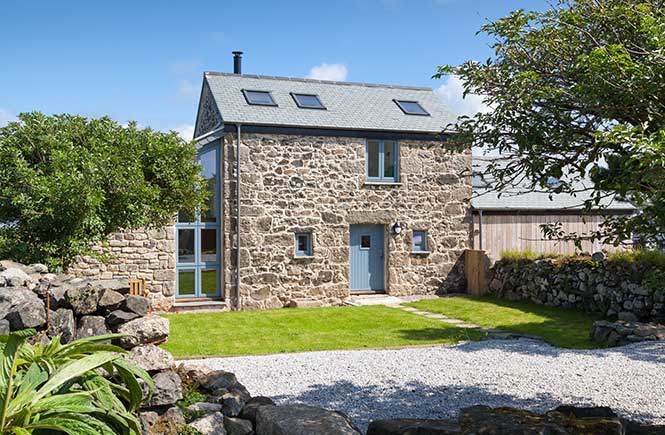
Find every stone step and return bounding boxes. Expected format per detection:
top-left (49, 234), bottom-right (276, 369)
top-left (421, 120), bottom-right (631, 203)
top-left (171, 300), bottom-right (229, 313)
top-left (288, 299), bottom-right (324, 308)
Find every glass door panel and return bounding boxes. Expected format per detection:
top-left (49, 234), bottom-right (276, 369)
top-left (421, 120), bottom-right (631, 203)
top-left (176, 143), bottom-right (221, 299)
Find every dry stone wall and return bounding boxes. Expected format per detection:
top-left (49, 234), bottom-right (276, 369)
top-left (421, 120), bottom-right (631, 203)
top-left (222, 133), bottom-right (472, 310)
top-left (489, 255), bottom-right (665, 322)
top-left (68, 226), bottom-right (176, 311)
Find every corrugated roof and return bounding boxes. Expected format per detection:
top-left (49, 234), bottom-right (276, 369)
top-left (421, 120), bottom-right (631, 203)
top-left (203, 72), bottom-right (457, 134)
top-left (471, 157), bottom-right (635, 211)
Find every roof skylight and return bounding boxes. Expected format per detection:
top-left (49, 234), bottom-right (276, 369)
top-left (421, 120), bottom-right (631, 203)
top-left (394, 100), bottom-right (429, 116)
top-left (242, 89), bottom-right (277, 106)
top-left (291, 93), bottom-right (326, 109)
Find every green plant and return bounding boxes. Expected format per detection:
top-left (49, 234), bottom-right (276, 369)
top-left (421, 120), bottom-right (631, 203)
top-left (177, 388), bottom-right (208, 423)
top-left (0, 330), bottom-right (154, 434)
top-left (607, 249), bottom-right (665, 270)
top-left (0, 112), bottom-right (208, 270)
top-left (438, 0), bottom-right (665, 246)
top-left (500, 249), bottom-right (561, 262)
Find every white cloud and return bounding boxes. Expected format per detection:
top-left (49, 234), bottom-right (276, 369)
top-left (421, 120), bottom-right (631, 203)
top-left (435, 74), bottom-right (491, 117)
top-left (306, 63), bottom-right (348, 81)
top-left (174, 124), bottom-right (195, 141)
top-left (0, 109), bottom-right (17, 127)
top-left (178, 81), bottom-right (199, 100)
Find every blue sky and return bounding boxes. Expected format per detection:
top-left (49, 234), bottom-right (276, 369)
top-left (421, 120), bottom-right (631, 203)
top-left (0, 0), bottom-right (546, 139)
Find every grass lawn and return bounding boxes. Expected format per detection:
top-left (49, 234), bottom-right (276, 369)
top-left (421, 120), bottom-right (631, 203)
top-left (162, 305), bottom-right (484, 358)
top-left (406, 296), bottom-right (603, 349)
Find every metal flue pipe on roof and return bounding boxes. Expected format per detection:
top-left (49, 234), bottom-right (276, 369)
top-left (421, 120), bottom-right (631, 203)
top-left (232, 51), bottom-right (243, 74)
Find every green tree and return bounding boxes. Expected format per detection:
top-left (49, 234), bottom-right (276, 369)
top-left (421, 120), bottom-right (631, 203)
top-left (438, 0), bottom-right (665, 247)
top-left (0, 112), bottom-right (207, 269)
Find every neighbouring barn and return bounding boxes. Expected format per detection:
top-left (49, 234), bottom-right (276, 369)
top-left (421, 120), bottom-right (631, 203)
top-left (471, 156), bottom-right (635, 258)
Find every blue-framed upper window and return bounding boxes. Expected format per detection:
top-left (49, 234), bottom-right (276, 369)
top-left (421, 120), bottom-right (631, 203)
top-left (242, 89), bottom-right (277, 106)
top-left (412, 230), bottom-right (428, 252)
top-left (295, 233), bottom-right (313, 257)
top-left (366, 139), bottom-right (399, 182)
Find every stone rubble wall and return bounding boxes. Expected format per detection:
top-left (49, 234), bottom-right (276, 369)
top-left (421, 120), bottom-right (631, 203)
top-left (68, 226), bottom-right (176, 311)
top-left (590, 320), bottom-right (665, 347)
top-left (0, 260), bottom-right (168, 348)
top-left (488, 255), bottom-right (665, 322)
top-left (222, 133), bottom-right (472, 310)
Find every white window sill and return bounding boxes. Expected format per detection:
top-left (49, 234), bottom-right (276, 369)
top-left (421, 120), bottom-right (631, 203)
top-left (363, 181), bottom-right (403, 187)
top-left (410, 251), bottom-right (431, 255)
top-left (293, 255), bottom-right (315, 259)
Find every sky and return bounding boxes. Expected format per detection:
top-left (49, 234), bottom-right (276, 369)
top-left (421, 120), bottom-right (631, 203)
top-left (0, 0), bottom-right (547, 140)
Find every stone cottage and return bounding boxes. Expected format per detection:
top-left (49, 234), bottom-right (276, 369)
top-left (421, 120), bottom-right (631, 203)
top-left (72, 53), bottom-right (471, 311)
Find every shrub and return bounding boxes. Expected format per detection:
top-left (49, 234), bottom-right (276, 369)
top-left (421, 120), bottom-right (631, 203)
top-left (0, 112), bottom-right (207, 270)
top-left (0, 330), bottom-right (153, 434)
top-left (500, 249), bottom-right (561, 262)
top-left (606, 249), bottom-right (665, 270)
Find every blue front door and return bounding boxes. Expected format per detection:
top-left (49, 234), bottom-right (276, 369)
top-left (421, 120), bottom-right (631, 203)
top-left (350, 224), bottom-right (385, 292)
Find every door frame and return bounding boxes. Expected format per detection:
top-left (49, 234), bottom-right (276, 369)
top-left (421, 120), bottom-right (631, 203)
top-left (349, 223), bottom-right (386, 293)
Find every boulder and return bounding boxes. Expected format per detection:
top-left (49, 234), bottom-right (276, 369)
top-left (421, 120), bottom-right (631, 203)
top-left (66, 285), bottom-right (102, 315)
top-left (26, 263), bottom-right (48, 274)
top-left (255, 404), bottom-right (361, 435)
top-left (107, 309), bottom-right (139, 326)
top-left (146, 371), bottom-right (183, 407)
top-left (221, 391), bottom-right (247, 417)
top-left (224, 417), bottom-right (253, 435)
top-left (201, 370), bottom-right (238, 393)
top-left (117, 315), bottom-right (169, 349)
top-left (140, 406), bottom-right (185, 435)
top-left (239, 396), bottom-right (275, 424)
top-left (187, 402), bottom-right (223, 414)
top-left (127, 345), bottom-right (175, 373)
top-left (47, 286), bottom-right (69, 310)
top-left (125, 295), bottom-right (150, 316)
top-left (189, 412), bottom-right (227, 435)
top-left (0, 319), bottom-right (9, 335)
top-left (93, 279), bottom-right (130, 294)
top-left (98, 289), bottom-right (126, 311)
top-left (76, 316), bottom-right (110, 340)
top-left (49, 308), bottom-right (76, 343)
top-left (367, 419), bottom-right (461, 435)
top-left (6, 299), bottom-right (46, 330)
top-left (1, 268), bottom-right (31, 287)
top-left (459, 406), bottom-right (624, 434)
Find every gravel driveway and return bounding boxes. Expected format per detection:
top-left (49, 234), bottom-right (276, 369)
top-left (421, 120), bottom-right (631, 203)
top-left (187, 339), bottom-right (665, 433)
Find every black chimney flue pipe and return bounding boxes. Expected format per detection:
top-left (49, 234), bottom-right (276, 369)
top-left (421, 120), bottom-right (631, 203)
top-left (232, 51), bottom-right (243, 74)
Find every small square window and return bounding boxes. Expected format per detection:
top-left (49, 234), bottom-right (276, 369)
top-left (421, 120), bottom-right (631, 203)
top-left (242, 89), bottom-right (277, 106)
top-left (291, 93), bottom-right (326, 109)
top-left (295, 233), bottom-right (312, 257)
top-left (412, 230), bottom-right (428, 252)
top-left (394, 100), bottom-right (429, 116)
top-left (360, 235), bottom-right (371, 249)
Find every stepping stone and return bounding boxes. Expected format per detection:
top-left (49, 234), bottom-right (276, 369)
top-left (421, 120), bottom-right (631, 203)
top-left (456, 323), bottom-right (481, 329)
top-left (440, 318), bottom-right (465, 324)
top-left (424, 313), bottom-right (448, 319)
top-left (411, 311), bottom-right (430, 316)
top-left (400, 307), bottom-right (419, 312)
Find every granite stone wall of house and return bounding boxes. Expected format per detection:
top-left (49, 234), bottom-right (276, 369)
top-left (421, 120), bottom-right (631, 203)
top-left (68, 226), bottom-right (176, 311)
top-left (221, 133), bottom-right (472, 310)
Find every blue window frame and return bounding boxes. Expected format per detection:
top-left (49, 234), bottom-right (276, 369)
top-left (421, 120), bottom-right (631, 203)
top-left (394, 100), bottom-right (430, 116)
top-left (366, 139), bottom-right (399, 182)
top-left (295, 233), bottom-right (313, 257)
top-left (412, 230), bottom-right (428, 252)
top-left (176, 143), bottom-right (221, 299)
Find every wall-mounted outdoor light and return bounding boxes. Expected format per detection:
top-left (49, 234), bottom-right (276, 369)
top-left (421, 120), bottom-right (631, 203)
top-left (392, 222), bottom-right (402, 235)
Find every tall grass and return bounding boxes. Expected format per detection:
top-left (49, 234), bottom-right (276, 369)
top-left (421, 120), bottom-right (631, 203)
top-left (500, 249), bottom-right (562, 261)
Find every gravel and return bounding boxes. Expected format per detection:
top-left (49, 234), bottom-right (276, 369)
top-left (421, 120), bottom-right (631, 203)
top-left (186, 339), bottom-right (665, 433)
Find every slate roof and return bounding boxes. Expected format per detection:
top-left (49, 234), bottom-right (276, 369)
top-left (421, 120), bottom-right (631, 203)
top-left (202, 72), bottom-right (457, 134)
top-left (471, 157), bottom-right (635, 211)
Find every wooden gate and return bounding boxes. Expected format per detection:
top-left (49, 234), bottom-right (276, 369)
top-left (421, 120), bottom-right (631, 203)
top-left (465, 249), bottom-right (488, 295)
